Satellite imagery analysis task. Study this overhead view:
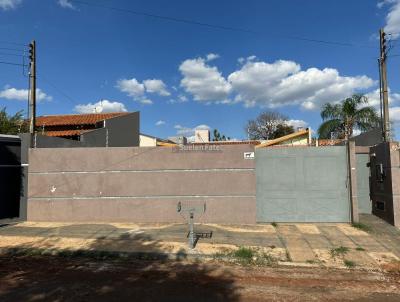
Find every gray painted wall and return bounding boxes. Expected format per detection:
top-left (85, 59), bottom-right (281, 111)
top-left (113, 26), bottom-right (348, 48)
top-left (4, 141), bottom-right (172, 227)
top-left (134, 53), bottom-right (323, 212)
top-left (27, 145), bottom-right (256, 223)
top-left (105, 111), bottom-right (140, 147)
top-left (80, 111), bottom-right (140, 147)
top-left (350, 128), bottom-right (383, 147)
top-left (33, 134), bottom-right (85, 148)
top-left (80, 128), bottom-right (107, 147)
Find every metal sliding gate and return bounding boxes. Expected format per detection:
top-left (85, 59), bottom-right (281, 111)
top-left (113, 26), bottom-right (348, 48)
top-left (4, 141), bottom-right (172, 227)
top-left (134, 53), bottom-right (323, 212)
top-left (255, 146), bottom-right (350, 223)
top-left (0, 135), bottom-right (22, 220)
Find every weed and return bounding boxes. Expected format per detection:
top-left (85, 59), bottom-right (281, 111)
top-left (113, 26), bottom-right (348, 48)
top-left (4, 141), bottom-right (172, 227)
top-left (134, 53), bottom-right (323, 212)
top-left (330, 246), bottom-right (349, 258)
top-left (351, 222), bottom-right (371, 233)
top-left (212, 252), bottom-right (227, 259)
top-left (344, 260), bottom-right (356, 268)
top-left (213, 247), bottom-right (278, 266)
top-left (355, 247), bottom-right (365, 251)
top-left (258, 252), bottom-right (277, 265)
top-left (271, 222), bottom-right (278, 228)
top-left (233, 247), bottom-right (254, 260)
top-left (306, 259), bottom-right (315, 264)
top-left (285, 250), bottom-right (292, 262)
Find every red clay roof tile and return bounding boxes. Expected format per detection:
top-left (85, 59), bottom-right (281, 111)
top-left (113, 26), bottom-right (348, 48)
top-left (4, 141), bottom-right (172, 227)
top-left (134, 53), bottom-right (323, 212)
top-left (36, 112), bottom-right (128, 127)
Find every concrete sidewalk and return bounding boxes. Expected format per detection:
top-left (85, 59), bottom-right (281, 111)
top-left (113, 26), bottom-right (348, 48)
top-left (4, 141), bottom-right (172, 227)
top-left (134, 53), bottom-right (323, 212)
top-left (0, 214), bottom-right (399, 269)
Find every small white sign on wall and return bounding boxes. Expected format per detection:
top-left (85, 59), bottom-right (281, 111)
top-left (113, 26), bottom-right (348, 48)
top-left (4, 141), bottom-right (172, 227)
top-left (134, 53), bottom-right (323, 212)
top-left (243, 152), bottom-right (255, 159)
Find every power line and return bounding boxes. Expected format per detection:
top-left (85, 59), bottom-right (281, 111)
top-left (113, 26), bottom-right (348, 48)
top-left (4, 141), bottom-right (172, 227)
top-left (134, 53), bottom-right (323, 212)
top-left (71, 0), bottom-right (374, 49)
top-left (39, 74), bottom-right (80, 106)
top-left (0, 51), bottom-right (27, 57)
top-left (0, 61), bottom-right (25, 67)
top-left (0, 47), bottom-right (27, 53)
top-left (0, 40), bottom-right (27, 47)
top-left (72, 0), bottom-right (255, 33)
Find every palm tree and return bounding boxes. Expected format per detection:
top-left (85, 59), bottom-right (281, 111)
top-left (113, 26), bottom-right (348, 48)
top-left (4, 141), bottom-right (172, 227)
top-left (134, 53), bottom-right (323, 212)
top-left (318, 94), bottom-right (380, 140)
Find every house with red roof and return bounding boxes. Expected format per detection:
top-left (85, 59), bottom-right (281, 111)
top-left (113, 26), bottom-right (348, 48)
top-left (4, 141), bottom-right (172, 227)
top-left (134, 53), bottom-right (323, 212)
top-left (35, 111), bottom-right (140, 147)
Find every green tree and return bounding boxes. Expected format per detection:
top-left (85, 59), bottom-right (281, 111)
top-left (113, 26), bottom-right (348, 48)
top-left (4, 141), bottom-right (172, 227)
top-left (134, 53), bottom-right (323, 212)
top-left (270, 124), bottom-right (295, 139)
top-left (0, 107), bottom-right (28, 135)
top-left (245, 111), bottom-right (294, 140)
top-left (317, 95), bottom-right (379, 140)
top-left (212, 129), bottom-right (230, 141)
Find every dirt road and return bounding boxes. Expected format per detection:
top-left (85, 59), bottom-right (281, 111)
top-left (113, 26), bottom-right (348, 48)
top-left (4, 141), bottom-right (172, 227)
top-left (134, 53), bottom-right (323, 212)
top-left (0, 255), bottom-right (399, 302)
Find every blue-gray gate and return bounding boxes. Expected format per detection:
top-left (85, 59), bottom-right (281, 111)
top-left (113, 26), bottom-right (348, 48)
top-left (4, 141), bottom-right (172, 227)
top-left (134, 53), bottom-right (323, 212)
top-left (255, 146), bottom-right (350, 222)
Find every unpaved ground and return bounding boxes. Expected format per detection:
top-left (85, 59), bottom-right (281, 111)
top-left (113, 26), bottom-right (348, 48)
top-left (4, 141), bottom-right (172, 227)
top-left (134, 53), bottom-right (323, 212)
top-left (0, 255), bottom-right (399, 302)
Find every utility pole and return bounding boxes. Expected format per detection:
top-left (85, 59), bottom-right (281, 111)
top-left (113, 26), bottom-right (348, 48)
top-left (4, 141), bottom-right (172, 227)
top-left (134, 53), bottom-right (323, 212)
top-left (379, 29), bottom-right (391, 142)
top-left (28, 40), bottom-right (36, 136)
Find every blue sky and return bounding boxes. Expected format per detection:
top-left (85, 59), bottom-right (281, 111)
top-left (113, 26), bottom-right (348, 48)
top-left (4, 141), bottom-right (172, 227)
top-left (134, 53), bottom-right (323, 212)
top-left (0, 0), bottom-right (399, 140)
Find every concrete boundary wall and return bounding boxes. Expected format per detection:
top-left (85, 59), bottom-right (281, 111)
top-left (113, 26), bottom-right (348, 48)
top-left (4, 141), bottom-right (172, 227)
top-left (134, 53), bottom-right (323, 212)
top-left (27, 145), bottom-right (256, 223)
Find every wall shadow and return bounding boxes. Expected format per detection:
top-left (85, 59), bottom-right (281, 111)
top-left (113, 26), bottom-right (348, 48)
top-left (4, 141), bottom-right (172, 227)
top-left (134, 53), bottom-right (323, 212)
top-left (0, 224), bottom-right (241, 302)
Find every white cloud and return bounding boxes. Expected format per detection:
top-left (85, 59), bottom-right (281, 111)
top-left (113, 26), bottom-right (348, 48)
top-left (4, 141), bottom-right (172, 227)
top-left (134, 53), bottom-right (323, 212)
top-left (74, 100), bottom-right (127, 113)
top-left (140, 98), bottom-right (153, 105)
top-left (155, 120), bottom-right (166, 126)
top-left (228, 59), bottom-right (374, 109)
top-left (0, 0), bottom-right (21, 10)
top-left (378, 0), bottom-right (396, 8)
top-left (58, 0), bottom-right (75, 9)
top-left (174, 124), bottom-right (210, 138)
top-left (116, 77), bottom-right (169, 105)
top-left (179, 56), bottom-right (232, 103)
top-left (301, 101), bottom-right (316, 110)
top-left (143, 79), bottom-right (170, 96)
top-left (286, 119), bottom-right (308, 130)
top-left (390, 106), bottom-right (400, 122)
top-left (168, 94), bottom-right (188, 104)
top-left (116, 78), bottom-right (145, 98)
top-left (379, 0), bottom-right (400, 38)
top-left (206, 53), bottom-right (219, 61)
top-left (0, 86), bottom-right (52, 101)
top-left (179, 55), bottom-right (374, 109)
top-left (365, 88), bottom-right (400, 108)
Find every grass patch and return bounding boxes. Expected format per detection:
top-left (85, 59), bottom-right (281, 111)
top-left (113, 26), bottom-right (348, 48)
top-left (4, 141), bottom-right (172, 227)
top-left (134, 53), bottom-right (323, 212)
top-left (306, 259), bottom-right (315, 264)
top-left (351, 222), bottom-right (371, 232)
top-left (330, 246), bottom-right (350, 258)
top-left (213, 247), bottom-right (278, 266)
top-left (233, 247), bottom-right (254, 261)
top-left (355, 246), bottom-right (365, 251)
top-left (344, 260), bottom-right (356, 268)
top-left (271, 222), bottom-right (278, 228)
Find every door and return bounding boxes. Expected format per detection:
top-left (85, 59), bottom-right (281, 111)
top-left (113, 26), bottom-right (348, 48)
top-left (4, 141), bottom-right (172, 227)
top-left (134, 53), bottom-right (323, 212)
top-left (356, 154), bottom-right (371, 214)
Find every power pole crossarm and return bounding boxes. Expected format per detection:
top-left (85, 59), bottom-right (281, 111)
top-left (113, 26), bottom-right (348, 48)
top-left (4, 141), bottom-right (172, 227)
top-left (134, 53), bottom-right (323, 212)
top-left (28, 40), bottom-right (36, 137)
top-left (379, 29), bottom-right (391, 142)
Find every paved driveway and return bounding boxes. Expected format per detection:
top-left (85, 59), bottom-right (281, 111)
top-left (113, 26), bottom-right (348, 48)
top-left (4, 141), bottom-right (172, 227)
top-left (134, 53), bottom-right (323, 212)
top-left (0, 214), bottom-right (399, 269)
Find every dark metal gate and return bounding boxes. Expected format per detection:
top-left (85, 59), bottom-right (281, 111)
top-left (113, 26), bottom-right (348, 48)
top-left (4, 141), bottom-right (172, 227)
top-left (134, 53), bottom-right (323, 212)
top-left (0, 135), bottom-right (22, 220)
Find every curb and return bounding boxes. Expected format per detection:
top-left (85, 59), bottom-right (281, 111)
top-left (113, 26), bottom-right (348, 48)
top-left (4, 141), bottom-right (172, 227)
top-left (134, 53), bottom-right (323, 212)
top-left (0, 246), bottom-right (384, 273)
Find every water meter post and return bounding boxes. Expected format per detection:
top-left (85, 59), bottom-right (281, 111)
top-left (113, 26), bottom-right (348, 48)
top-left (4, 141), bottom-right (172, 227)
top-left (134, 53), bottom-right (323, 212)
top-left (188, 212), bottom-right (195, 249)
